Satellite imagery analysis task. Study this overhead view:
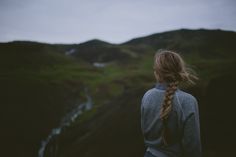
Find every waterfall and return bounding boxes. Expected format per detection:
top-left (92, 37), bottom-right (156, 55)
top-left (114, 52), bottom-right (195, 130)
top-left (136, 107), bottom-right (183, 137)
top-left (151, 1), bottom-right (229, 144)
top-left (38, 88), bottom-right (93, 157)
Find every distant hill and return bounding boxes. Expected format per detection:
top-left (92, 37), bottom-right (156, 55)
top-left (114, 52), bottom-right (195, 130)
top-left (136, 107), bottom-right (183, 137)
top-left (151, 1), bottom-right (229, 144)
top-left (2, 28), bottom-right (236, 65)
top-left (123, 28), bottom-right (236, 58)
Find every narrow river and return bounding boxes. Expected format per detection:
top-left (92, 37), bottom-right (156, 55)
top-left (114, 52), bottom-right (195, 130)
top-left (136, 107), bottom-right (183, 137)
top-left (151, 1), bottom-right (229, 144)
top-left (38, 88), bottom-right (93, 157)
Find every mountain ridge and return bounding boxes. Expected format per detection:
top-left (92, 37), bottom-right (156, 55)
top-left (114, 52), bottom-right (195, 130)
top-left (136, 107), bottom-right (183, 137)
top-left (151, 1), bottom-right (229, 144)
top-left (1, 28), bottom-right (236, 64)
top-left (1, 28), bottom-right (236, 46)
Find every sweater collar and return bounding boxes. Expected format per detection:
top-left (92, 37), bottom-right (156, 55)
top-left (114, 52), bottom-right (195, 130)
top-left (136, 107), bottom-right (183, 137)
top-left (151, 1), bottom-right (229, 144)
top-left (155, 82), bottom-right (168, 90)
top-left (155, 82), bottom-right (180, 91)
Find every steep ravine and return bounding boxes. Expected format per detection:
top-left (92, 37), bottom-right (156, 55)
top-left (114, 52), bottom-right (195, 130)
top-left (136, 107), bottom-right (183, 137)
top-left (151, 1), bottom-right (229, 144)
top-left (46, 86), bottom-right (147, 157)
top-left (39, 88), bottom-right (93, 157)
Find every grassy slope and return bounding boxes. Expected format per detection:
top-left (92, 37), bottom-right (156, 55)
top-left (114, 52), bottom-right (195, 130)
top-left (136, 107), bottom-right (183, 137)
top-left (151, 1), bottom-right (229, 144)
top-left (1, 29), bottom-right (236, 157)
top-left (55, 56), bottom-right (236, 157)
top-left (54, 29), bottom-right (236, 157)
top-left (0, 42), bottom-right (96, 157)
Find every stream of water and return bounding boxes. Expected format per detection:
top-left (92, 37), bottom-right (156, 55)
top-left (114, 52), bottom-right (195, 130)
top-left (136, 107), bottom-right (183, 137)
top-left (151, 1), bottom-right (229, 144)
top-left (38, 88), bottom-right (93, 157)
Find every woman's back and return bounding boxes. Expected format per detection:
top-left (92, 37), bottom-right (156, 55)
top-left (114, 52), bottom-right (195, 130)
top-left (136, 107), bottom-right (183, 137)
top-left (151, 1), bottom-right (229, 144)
top-left (141, 82), bottom-right (201, 157)
top-left (141, 49), bottom-right (201, 157)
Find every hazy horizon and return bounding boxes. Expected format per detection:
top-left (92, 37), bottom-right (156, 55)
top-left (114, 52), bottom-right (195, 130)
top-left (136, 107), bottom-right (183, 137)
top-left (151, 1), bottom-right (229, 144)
top-left (1, 0), bottom-right (236, 44)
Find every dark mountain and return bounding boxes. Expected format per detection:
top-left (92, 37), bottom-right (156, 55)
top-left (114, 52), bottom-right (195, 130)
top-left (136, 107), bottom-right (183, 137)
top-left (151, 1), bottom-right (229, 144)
top-left (123, 28), bottom-right (236, 58)
top-left (69, 39), bottom-right (134, 63)
top-left (1, 29), bottom-right (236, 157)
top-left (0, 41), bottom-right (74, 71)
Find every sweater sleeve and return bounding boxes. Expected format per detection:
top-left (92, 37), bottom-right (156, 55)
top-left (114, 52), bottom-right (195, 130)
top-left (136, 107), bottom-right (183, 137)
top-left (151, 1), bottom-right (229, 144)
top-left (182, 98), bottom-right (202, 157)
top-left (140, 91), bottom-right (150, 141)
top-left (140, 94), bottom-right (145, 135)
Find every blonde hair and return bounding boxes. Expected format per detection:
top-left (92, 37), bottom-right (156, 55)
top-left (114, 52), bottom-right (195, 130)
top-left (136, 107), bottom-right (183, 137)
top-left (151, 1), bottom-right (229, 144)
top-left (153, 49), bottom-right (198, 145)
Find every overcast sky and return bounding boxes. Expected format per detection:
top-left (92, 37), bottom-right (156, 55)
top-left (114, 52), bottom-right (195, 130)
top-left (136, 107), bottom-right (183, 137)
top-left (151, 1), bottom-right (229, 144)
top-left (0, 0), bottom-right (236, 44)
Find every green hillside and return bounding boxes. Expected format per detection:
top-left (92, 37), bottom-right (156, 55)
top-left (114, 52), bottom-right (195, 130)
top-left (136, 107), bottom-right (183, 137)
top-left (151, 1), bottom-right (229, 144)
top-left (0, 29), bottom-right (236, 157)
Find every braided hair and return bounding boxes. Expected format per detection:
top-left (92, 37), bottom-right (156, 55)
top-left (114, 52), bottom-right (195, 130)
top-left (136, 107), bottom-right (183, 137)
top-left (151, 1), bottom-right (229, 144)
top-left (153, 49), bottom-right (198, 145)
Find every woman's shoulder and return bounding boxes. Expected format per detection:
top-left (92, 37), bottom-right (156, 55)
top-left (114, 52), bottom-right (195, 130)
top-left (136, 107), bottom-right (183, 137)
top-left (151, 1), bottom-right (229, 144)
top-left (142, 87), bottom-right (161, 99)
top-left (141, 88), bottom-right (159, 104)
top-left (143, 87), bottom-right (197, 101)
top-left (176, 89), bottom-right (199, 114)
top-left (177, 89), bottom-right (198, 104)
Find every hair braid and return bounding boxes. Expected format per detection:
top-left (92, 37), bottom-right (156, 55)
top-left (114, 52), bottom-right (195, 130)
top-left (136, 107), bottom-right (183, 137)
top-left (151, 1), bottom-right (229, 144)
top-left (153, 49), bottom-right (198, 145)
top-left (160, 80), bottom-right (179, 145)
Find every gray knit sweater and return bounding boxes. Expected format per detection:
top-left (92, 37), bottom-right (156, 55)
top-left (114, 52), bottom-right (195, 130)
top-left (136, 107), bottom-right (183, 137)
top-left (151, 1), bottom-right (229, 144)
top-left (141, 82), bottom-right (202, 157)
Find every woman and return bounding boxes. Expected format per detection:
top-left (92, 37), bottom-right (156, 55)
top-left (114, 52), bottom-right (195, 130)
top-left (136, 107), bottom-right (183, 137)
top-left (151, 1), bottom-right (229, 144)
top-left (141, 50), bottom-right (202, 157)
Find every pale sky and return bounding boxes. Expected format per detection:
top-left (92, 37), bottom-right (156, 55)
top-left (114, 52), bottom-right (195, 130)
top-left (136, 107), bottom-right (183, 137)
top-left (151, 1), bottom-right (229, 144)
top-left (0, 0), bottom-right (236, 44)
